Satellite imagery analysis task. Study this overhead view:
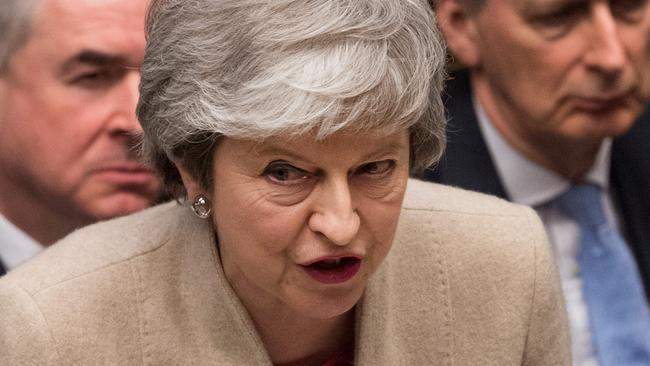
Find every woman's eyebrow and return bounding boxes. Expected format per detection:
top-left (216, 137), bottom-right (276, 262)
top-left (249, 145), bottom-right (315, 165)
top-left (358, 140), bottom-right (408, 160)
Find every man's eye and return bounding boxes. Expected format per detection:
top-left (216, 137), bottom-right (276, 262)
top-left (528, 5), bottom-right (587, 38)
top-left (358, 160), bottom-right (395, 176)
top-left (262, 162), bottom-right (309, 185)
top-left (70, 68), bottom-right (123, 89)
top-left (612, 0), bottom-right (648, 22)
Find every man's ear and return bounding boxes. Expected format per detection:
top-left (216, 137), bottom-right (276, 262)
top-left (435, 0), bottom-right (482, 67)
top-left (176, 164), bottom-right (207, 201)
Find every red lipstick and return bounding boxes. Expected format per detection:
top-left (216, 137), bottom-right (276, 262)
top-left (302, 256), bottom-right (361, 284)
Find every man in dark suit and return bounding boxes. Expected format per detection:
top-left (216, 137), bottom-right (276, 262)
top-left (0, 0), bottom-right (162, 273)
top-left (426, 1), bottom-right (650, 365)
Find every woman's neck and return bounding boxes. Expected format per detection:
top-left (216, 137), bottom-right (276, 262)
top-left (251, 306), bottom-right (355, 366)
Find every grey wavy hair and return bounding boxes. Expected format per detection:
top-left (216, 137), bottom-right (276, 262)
top-left (0, 0), bottom-right (38, 74)
top-left (138, 0), bottom-right (448, 197)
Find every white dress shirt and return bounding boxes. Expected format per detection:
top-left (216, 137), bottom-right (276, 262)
top-left (0, 214), bottom-right (43, 272)
top-left (474, 99), bottom-right (623, 366)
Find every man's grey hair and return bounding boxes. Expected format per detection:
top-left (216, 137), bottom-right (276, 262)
top-left (0, 0), bottom-right (38, 74)
top-left (137, 0), bottom-right (448, 197)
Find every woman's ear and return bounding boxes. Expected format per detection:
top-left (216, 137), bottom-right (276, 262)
top-left (435, 0), bottom-right (482, 68)
top-left (176, 164), bottom-right (207, 200)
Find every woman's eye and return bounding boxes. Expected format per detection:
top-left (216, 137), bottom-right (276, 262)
top-left (358, 160), bottom-right (395, 177)
top-left (262, 162), bottom-right (309, 185)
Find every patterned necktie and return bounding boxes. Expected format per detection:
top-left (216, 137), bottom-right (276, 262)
top-left (556, 184), bottom-right (650, 366)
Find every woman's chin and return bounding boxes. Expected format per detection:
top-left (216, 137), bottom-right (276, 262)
top-left (287, 285), bottom-right (365, 321)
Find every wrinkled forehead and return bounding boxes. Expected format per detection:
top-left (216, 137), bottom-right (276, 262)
top-left (32, 0), bottom-right (148, 36)
top-left (24, 0), bottom-right (148, 64)
top-left (242, 129), bottom-right (411, 167)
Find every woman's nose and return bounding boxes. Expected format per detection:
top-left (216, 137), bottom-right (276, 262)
top-left (308, 178), bottom-right (361, 246)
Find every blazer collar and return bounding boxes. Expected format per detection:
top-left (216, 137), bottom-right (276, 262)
top-left (356, 208), bottom-right (453, 365)
top-left (135, 203), bottom-right (452, 365)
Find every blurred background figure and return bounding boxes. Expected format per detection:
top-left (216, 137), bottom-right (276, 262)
top-left (0, 0), bottom-right (161, 274)
top-left (426, 0), bottom-right (650, 365)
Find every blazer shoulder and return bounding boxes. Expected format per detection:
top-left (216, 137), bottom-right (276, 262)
top-left (1, 201), bottom-right (185, 294)
top-left (404, 178), bottom-right (526, 217)
top-left (398, 179), bottom-right (547, 277)
top-left (0, 280), bottom-right (61, 365)
top-left (382, 180), bottom-right (570, 364)
top-left (401, 179), bottom-right (546, 257)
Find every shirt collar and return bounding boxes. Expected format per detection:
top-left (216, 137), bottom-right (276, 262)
top-left (0, 214), bottom-right (43, 271)
top-left (473, 96), bottom-right (611, 207)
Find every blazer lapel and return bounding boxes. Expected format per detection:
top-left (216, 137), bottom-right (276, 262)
top-left (355, 209), bottom-right (453, 365)
top-left (133, 206), bottom-right (273, 365)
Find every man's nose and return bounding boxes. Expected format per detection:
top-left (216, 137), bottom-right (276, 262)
top-left (108, 70), bottom-right (143, 135)
top-left (584, 4), bottom-right (626, 78)
top-left (308, 178), bottom-right (361, 246)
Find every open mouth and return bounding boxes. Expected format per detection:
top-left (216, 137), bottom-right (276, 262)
top-left (302, 257), bottom-right (361, 284)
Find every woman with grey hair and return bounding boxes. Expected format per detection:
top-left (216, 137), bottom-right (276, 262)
top-left (0, 0), bottom-right (570, 364)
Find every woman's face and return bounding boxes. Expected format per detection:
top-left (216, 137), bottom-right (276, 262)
top-left (197, 129), bottom-right (409, 321)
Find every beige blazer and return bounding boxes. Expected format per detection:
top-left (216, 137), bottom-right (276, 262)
top-left (0, 179), bottom-right (570, 365)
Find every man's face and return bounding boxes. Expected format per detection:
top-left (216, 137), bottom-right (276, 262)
top-left (0, 0), bottom-right (161, 240)
top-left (452, 0), bottom-right (650, 147)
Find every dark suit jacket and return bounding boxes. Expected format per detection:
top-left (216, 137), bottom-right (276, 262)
top-left (422, 70), bottom-right (650, 296)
